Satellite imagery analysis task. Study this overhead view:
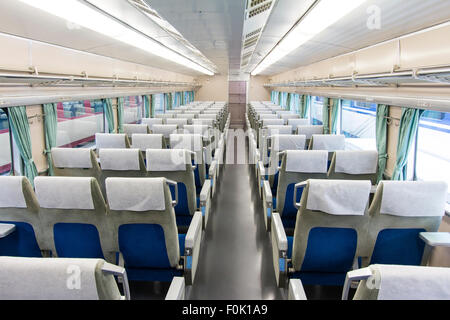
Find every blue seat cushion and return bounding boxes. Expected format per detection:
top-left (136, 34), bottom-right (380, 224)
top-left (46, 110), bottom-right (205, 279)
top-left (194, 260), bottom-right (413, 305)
top-left (54, 223), bottom-right (104, 259)
top-left (280, 183), bottom-right (302, 219)
top-left (287, 227), bottom-right (357, 286)
top-left (169, 183), bottom-right (192, 226)
top-left (370, 228), bottom-right (426, 266)
top-left (119, 224), bottom-right (185, 282)
top-left (0, 221), bottom-right (42, 257)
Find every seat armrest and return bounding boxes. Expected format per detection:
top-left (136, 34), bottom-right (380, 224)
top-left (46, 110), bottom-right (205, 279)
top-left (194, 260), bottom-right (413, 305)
top-left (370, 185), bottom-right (378, 194)
top-left (271, 212), bottom-right (288, 288)
top-left (184, 211), bottom-right (203, 285)
top-left (101, 262), bottom-right (130, 300)
top-left (341, 267), bottom-right (373, 300)
top-left (419, 232), bottom-right (450, 247)
top-left (0, 223), bottom-right (16, 239)
top-left (263, 180), bottom-right (273, 231)
top-left (288, 279), bottom-right (307, 300)
top-left (208, 161), bottom-right (217, 196)
top-left (199, 180), bottom-right (212, 228)
top-left (165, 277), bottom-right (185, 300)
top-left (293, 181), bottom-right (307, 209)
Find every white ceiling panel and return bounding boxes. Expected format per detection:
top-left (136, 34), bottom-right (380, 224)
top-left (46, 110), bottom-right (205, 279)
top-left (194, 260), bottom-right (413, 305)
top-left (254, 0), bottom-right (450, 76)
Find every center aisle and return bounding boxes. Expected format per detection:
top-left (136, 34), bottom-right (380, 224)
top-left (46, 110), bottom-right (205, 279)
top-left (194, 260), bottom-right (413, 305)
top-left (188, 132), bottom-right (284, 300)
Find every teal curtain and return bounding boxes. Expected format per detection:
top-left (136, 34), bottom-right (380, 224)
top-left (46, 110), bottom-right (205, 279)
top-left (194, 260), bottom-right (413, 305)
top-left (143, 95), bottom-right (150, 118)
top-left (117, 97), bottom-right (124, 133)
top-left (103, 98), bottom-right (115, 133)
top-left (8, 107), bottom-right (38, 186)
top-left (165, 93), bottom-right (173, 111)
top-left (322, 97), bottom-right (330, 134)
top-left (286, 93), bottom-right (292, 111)
top-left (271, 91), bottom-right (276, 103)
top-left (392, 107), bottom-right (424, 181)
top-left (43, 103), bottom-right (58, 176)
top-left (376, 104), bottom-right (389, 182)
top-left (150, 95), bottom-right (155, 117)
top-left (299, 95), bottom-right (310, 118)
top-left (330, 99), bottom-right (340, 134)
top-left (278, 91), bottom-right (282, 106)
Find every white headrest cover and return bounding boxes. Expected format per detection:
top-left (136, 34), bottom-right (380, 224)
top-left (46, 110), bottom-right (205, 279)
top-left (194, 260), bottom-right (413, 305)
top-left (306, 179), bottom-right (371, 216)
top-left (35, 177), bottom-right (94, 210)
top-left (147, 149), bottom-right (190, 172)
top-left (166, 118), bottom-right (188, 126)
top-left (280, 114), bottom-right (300, 120)
top-left (99, 148), bottom-right (140, 171)
top-left (379, 181), bottom-right (447, 217)
top-left (198, 114), bottom-right (216, 119)
top-left (335, 150), bottom-right (378, 174)
top-left (312, 134), bottom-right (345, 151)
top-left (52, 148), bottom-right (93, 169)
top-left (170, 134), bottom-right (203, 152)
top-left (106, 177), bottom-right (166, 211)
top-left (141, 118), bottom-right (163, 128)
top-left (297, 125), bottom-right (324, 139)
top-left (266, 125), bottom-right (293, 135)
top-left (288, 119), bottom-right (310, 127)
top-left (95, 133), bottom-right (126, 149)
top-left (177, 113), bottom-right (195, 119)
top-left (123, 124), bottom-right (148, 136)
top-left (0, 257), bottom-right (102, 300)
top-left (286, 150), bottom-right (328, 173)
top-left (0, 176), bottom-right (27, 208)
top-left (369, 264), bottom-right (450, 300)
top-left (151, 124), bottom-right (178, 138)
top-left (259, 114), bottom-right (278, 120)
top-left (272, 135), bottom-right (306, 152)
top-left (263, 119), bottom-right (284, 126)
top-left (192, 119), bottom-right (214, 126)
top-left (132, 134), bottom-right (163, 150)
top-left (183, 125), bottom-right (209, 136)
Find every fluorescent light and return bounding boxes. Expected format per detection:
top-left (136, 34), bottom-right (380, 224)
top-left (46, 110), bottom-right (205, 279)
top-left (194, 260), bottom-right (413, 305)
top-left (20, 0), bottom-right (214, 75)
top-left (251, 0), bottom-right (367, 75)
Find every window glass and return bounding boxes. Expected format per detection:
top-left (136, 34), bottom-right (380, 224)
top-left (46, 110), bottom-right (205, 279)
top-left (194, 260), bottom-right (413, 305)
top-left (154, 93), bottom-right (165, 114)
top-left (0, 109), bottom-right (11, 175)
top-left (310, 96), bottom-right (324, 125)
top-left (56, 100), bottom-right (104, 148)
top-left (416, 111), bottom-right (450, 202)
top-left (123, 96), bottom-right (143, 124)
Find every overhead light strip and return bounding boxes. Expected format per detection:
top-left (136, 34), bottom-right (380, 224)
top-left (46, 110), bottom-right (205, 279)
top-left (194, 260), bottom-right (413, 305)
top-left (251, 0), bottom-right (367, 75)
top-left (20, 0), bottom-right (215, 75)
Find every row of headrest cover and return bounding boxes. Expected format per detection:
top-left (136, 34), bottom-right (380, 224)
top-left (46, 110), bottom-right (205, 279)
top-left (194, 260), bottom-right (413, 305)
top-left (0, 176), bottom-right (168, 212)
top-left (304, 180), bottom-right (447, 217)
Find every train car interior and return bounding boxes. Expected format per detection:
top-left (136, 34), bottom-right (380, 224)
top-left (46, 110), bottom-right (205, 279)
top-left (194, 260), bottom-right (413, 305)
top-left (0, 0), bottom-right (449, 305)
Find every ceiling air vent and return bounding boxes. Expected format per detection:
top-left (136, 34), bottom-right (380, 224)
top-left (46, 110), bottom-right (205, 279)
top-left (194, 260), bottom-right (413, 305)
top-left (248, 1), bottom-right (273, 18)
top-left (245, 28), bottom-right (262, 39)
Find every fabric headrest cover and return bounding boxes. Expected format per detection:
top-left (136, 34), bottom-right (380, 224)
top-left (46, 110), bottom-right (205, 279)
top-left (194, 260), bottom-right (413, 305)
top-left (35, 177), bottom-right (94, 210)
top-left (379, 181), bottom-right (447, 217)
top-left (52, 147), bottom-right (93, 169)
top-left (99, 148), bottom-right (140, 171)
top-left (106, 177), bottom-right (166, 211)
top-left (306, 179), bottom-right (371, 216)
top-left (0, 176), bottom-right (27, 208)
top-left (95, 133), bottom-right (126, 149)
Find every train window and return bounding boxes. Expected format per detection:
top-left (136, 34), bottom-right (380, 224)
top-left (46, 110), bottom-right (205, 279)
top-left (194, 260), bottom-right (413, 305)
top-left (291, 94), bottom-right (300, 112)
top-left (0, 109), bottom-right (12, 175)
top-left (415, 111), bottom-right (450, 202)
top-left (310, 96), bottom-right (324, 125)
top-left (154, 93), bottom-right (165, 114)
top-left (123, 96), bottom-right (143, 124)
top-left (56, 100), bottom-right (104, 148)
top-left (340, 100), bottom-right (376, 151)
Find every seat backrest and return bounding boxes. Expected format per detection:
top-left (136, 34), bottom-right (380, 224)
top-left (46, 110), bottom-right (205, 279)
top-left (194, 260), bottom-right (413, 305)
top-left (267, 134), bottom-right (307, 178)
top-left (280, 114), bottom-right (300, 123)
top-left (98, 148), bottom-right (147, 198)
top-left (131, 134), bottom-right (165, 151)
top-left (146, 149), bottom-right (197, 221)
top-left (95, 133), bottom-right (130, 150)
top-left (276, 150), bottom-right (328, 223)
top-left (365, 181), bottom-right (447, 267)
top-left (34, 177), bottom-right (112, 260)
top-left (288, 119), bottom-right (310, 128)
top-left (0, 176), bottom-right (42, 257)
top-left (166, 118), bottom-right (188, 127)
top-left (296, 125), bottom-right (324, 141)
top-left (310, 134), bottom-right (345, 162)
top-left (52, 147), bottom-right (101, 178)
top-left (353, 264), bottom-right (450, 300)
top-left (106, 177), bottom-right (181, 271)
top-left (328, 150), bottom-right (378, 185)
top-left (262, 119), bottom-right (284, 127)
top-left (198, 114), bottom-right (217, 120)
top-left (141, 118), bottom-right (163, 131)
top-left (154, 113), bottom-right (175, 119)
top-left (259, 114), bottom-right (278, 120)
top-left (192, 119), bottom-right (215, 127)
top-left (291, 179), bottom-right (371, 284)
top-left (123, 124), bottom-right (149, 139)
top-left (0, 257), bottom-right (123, 300)
top-left (170, 133), bottom-right (206, 188)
